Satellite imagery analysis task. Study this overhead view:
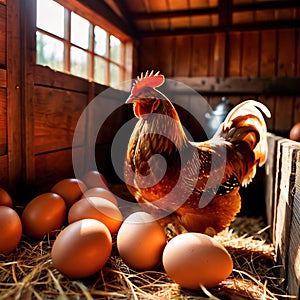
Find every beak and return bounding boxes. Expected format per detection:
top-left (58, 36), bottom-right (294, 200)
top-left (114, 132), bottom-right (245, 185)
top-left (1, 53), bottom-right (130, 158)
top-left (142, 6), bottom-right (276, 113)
top-left (125, 95), bottom-right (139, 104)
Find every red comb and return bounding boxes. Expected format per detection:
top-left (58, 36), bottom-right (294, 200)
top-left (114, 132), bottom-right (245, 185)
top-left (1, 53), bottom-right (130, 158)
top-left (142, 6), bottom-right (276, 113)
top-left (131, 71), bottom-right (165, 97)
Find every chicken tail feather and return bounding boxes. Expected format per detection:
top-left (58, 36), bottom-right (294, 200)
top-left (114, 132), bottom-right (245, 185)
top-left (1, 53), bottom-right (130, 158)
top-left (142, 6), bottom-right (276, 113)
top-left (215, 100), bottom-right (271, 186)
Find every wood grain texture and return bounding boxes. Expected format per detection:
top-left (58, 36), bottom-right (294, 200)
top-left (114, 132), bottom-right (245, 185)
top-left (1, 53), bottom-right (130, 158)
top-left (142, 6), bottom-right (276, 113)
top-left (35, 147), bottom-right (85, 194)
top-left (0, 69), bottom-right (6, 88)
top-left (277, 29), bottom-right (296, 77)
top-left (33, 86), bottom-right (88, 154)
top-left (0, 88), bottom-right (7, 155)
top-left (241, 31), bottom-right (259, 77)
top-left (228, 32), bottom-right (242, 76)
top-left (271, 139), bottom-right (300, 292)
top-left (7, 0), bottom-right (22, 191)
top-left (191, 34), bottom-right (210, 76)
top-left (287, 150), bottom-right (300, 298)
top-left (0, 155), bottom-right (8, 187)
top-left (174, 35), bottom-right (192, 76)
top-left (34, 65), bottom-right (90, 93)
top-left (260, 30), bottom-right (276, 77)
top-left (0, 4), bottom-right (6, 66)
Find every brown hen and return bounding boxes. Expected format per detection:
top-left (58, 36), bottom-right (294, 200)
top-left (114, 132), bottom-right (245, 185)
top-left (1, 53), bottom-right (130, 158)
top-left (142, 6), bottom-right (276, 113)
top-left (124, 71), bottom-right (270, 236)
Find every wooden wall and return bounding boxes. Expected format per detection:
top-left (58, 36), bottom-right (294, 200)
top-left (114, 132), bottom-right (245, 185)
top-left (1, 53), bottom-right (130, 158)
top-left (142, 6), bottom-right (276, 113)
top-left (0, 0), bottom-right (130, 203)
top-left (138, 29), bottom-right (300, 135)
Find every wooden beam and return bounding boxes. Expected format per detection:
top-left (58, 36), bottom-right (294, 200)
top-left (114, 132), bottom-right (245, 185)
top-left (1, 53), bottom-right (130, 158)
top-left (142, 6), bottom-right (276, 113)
top-left (75, 0), bottom-right (139, 40)
top-left (164, 76), bottom-right (300, 95)
top-left (140, 19), bottom-right (300, 37)
top-left (110, 0), bottom-right (139, 37)
top-left (132, 7), bottom-right (218, 20)
top-left (218, 0), bottom-right (232, 27)
top-left (233, 0), bottom-right (300, 12)
top-left (131, 0), bottom-right (299, 21)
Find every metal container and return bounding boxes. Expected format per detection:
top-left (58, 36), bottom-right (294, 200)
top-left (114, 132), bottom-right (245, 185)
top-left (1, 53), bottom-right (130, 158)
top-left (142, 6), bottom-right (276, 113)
top-left (205, 97), bottom-right (235, 137)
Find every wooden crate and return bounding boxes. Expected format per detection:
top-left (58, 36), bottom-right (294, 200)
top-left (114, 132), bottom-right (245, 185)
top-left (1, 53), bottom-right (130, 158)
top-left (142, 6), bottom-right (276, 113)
top-left (265, 133), bottom-right (300, 298)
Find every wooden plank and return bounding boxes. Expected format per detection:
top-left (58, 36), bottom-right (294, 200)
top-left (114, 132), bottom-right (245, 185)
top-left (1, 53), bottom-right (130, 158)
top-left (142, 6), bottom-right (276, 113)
top-left (294, 96), bottom-right (300, 125)
top-left (228, 32), bottom-right (242, 76)
top-left (155, 36), bottom-right (174, 76)
top-left (0, 88), bottom-right (7, 155)
top-left (7, 0), bottom-right (22, 191)
top-left (0, 69), bottom-right (6, 88)
top-left (277, 29), bottom-right (296, 77)
top-left (287, 150), bottom-right (300, 298)
top-left (241, 31), bottom-right (259, 77)
top-left (209, 32), bottom-right (226, 76)
top-left (274, 96), bottom-right (294, 135)
top-left (264, 134), bottom-right (282, 235)
top-left (33, 86), bottom-right (88, 154)
top-left (35, 147), bottom-right (84, 194)
top-left (21, 0), bottom-right (37, 183)
top-left (0, 155), bottom-right (8, 187)
top-left (168, 76), bottom-right (300, 95)
top-left (273, 140), bottom-right (299, 281)
top-left (34, 65), bottom-right (90, 93)
top-left (138, 37), bottom-right (159, 73)
top-left (297, 29), bottom-right (300, 77)
top-left (174, 35), bottom-right (192, 76)
top-left (0, 4), bottom-right (6, 66)
top-left (190, 34), bottom-right (210, 76)
top-left (260, 30), bottom-right (276, 77)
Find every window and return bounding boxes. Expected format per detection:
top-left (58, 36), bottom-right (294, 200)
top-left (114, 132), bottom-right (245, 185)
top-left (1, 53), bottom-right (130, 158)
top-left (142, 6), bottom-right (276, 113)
top-left (36, 0), bottom-right (129, 86)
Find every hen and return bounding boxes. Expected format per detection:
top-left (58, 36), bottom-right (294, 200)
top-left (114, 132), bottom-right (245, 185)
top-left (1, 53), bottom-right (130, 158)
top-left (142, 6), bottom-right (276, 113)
top-left (124, 71), bottom-right (270, 236)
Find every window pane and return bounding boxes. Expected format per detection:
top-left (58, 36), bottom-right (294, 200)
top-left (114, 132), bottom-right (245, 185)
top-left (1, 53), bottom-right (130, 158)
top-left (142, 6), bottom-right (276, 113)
top-left (94, 26), bottom-right (107, 56)
top-left (70, 46), bottom-right (88, 79)
top-left (36, 0), bottom-right (64, 38)
top-left (110, 63), bottom-right (121, 86)
top-left (36, 32), bottom-right (64, 71)
top-left (71, 12), bottom-right (90, 49)
top-left (110, 35), bottom-right (121, 64)
top-left (94, 56), bottom-right (108, 85)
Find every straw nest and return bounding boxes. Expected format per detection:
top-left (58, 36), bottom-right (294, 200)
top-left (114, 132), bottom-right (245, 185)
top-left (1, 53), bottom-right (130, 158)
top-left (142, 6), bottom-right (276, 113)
top-left (0, 186), bottom-right (296, 300)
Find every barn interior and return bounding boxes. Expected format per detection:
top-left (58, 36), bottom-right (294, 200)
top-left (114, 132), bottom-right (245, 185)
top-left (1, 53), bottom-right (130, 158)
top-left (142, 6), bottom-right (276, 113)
top-left (0, 0), bottom-right (299, 298)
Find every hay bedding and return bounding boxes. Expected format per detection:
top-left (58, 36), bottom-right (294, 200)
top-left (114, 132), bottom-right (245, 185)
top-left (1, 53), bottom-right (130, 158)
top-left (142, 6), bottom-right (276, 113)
top-left (0, 187), bottom-right (294, 300)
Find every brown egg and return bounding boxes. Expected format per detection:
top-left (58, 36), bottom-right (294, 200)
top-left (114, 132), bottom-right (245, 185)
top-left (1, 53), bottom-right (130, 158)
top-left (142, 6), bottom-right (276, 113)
top-left (81, 187), bottom-right (118, 206)
top-left (289, 122), bottom-right (300, 141)
top-left (0, 188), bottom-right (13, 208)
top-left (68, 197), bottom-right (123, 235)
top-left (51, 178), bottom-right (87, 207)
top-left (51, 219), bottom-right (112, 278)
top-left (117, 212), bottom-right (167, 270)
top-left (0, 206), bottom-right (22, 255)
top-left (82, 170), bottom-right (108, 189)
top-left (22, 193), bottom-right (67, 239)
top-left (162, 233), bottom-right (233, 289)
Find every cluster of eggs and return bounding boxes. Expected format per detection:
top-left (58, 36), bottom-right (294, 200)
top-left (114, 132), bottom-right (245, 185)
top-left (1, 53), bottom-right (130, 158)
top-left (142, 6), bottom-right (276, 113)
top-left (0, 171), bottom-right (233, 290)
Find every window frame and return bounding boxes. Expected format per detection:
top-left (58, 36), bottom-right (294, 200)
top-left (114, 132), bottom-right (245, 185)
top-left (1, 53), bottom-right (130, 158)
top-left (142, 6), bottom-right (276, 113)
top-left (35, 0), bottom-right (132, 86)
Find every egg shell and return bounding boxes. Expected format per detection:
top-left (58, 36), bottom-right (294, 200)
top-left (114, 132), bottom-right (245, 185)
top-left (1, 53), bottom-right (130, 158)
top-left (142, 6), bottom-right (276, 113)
top-left (22, 193), bottom-right (67, 239)
top-left (0, 188), bottom-right (13, 208)
top-left (51, 178), bottom-right (87, 207)
top-left (0, 206), bottom-right (22, 255)
top-left (51, 219), bottom-right (112, 278)
top-left (117, 212), bottom-right (167, 270)
top-left (289, 122), bottom-right (300, 141)
top-left (81, 187), bottom-right (118, 207)
top-left (162, 232), bottom-right (233, 289)
top-left (82, 170), bottom-right (108, 189)
top-left (68, 197), bottom-right (123, 235)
